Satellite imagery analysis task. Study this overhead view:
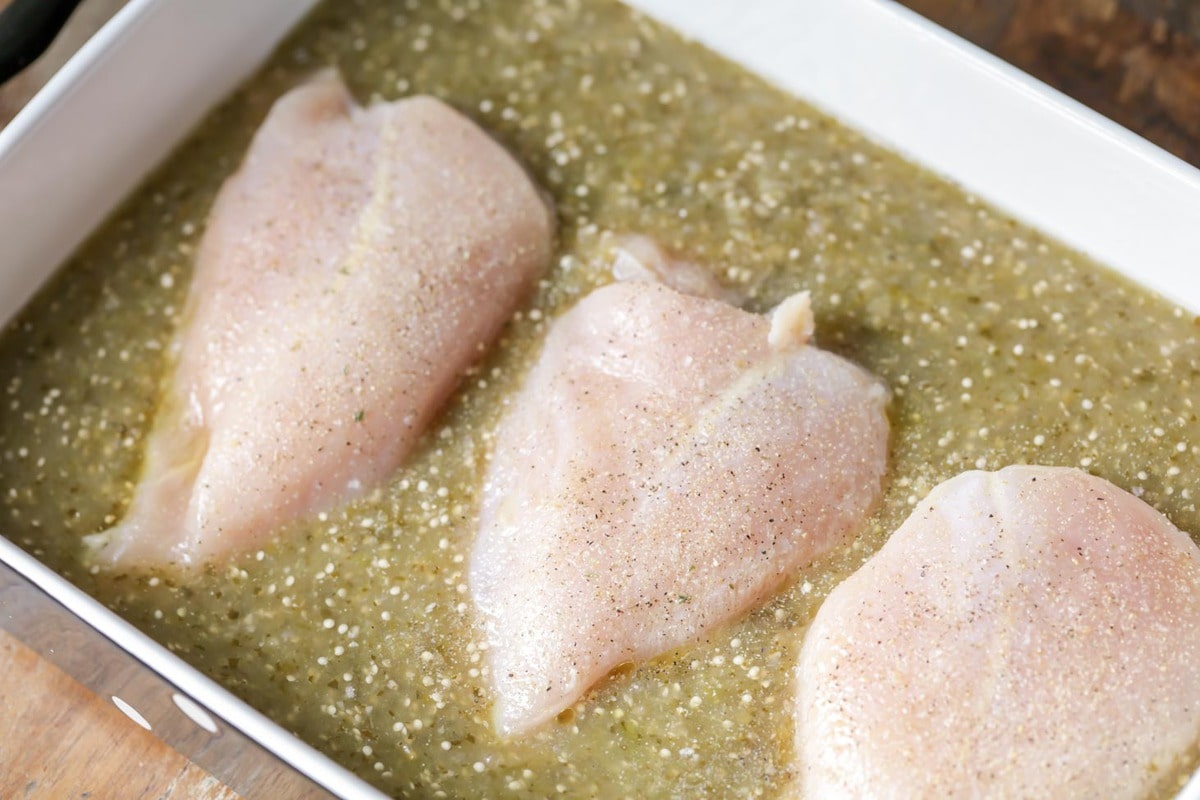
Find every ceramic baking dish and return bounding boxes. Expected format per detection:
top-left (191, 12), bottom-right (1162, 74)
top-left (1, 0), bottom-right (1199, 797)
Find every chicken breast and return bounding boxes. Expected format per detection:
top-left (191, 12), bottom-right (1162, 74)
top-left (606, 233), bottom-right (741, 303)
top-left (87, 72), bottom-right (554, 568)
top-left (471, 280), bottom-right (889, 736)
top-left (796, 466), bottom-right (1200, 799)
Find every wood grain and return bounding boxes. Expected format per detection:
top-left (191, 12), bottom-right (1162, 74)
top-left (0, 632), bottom-right (239, 800)
top-left (899, 0), bottom-right (1200, 167)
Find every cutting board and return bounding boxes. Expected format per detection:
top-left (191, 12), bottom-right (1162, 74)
top-left (0, 631), bottom-right (237, 799)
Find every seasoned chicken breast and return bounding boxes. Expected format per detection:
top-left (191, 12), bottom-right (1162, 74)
top-left (88, 73), bottom-right (554, 568)
top-left (471, 279), bottom-right (889, 735)
top-left (796, 466), bottom-right (1200, 799)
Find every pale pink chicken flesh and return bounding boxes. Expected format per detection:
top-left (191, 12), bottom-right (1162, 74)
top-left (87, 73), bottom-right (554, 568)
top-left (796, 466), bottom-right (1200, 799)
top-left (470, 279), bottom-right (889, 736)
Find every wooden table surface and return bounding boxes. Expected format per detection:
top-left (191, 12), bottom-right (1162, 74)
top-left (1, 1), bottom-right (1198, 799)
top-left (0, 634), bottom-right (239, 800)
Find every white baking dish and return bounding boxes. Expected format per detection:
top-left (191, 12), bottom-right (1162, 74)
top-left (1, 0), bottom-right (1199, 797)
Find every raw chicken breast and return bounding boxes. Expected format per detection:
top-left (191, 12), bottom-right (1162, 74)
top-left (471, 280), bottom-right (889, 735)
top-left (88, 73), bottom-right (554, 568)
top-left (796, 466), bottom-right (1200, 799)
top-left (606, 233), bottom-right (741, 303)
